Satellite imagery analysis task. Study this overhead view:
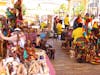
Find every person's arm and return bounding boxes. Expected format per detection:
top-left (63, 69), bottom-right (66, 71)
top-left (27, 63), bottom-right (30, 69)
top-left (83, 31), bottom-right (89, 42)
top-left (0, 30), bottom-right (14, 41)
top-left (0, 30), bottom-right (26, 42)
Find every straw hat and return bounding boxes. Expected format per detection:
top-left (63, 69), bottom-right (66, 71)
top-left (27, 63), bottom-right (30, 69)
top-left (14, 28), bottom-right (21, 31)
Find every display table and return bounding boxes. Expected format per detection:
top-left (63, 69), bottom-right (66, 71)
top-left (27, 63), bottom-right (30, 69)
top-left (35, 48), bottom-right (56, 75)
top-left (0, 48), bottom-right (56, 75)
top-left (46, 55), bottom-right (56, 75)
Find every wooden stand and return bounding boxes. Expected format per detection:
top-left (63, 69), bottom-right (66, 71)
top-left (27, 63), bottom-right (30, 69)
top-left (0, 40), bottom-right (3, 58)
top-left (0, 40), bottom-right (8, 59)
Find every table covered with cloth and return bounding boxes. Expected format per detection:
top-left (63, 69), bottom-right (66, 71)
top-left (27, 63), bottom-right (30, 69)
top-left (46, 55), bottom-right (56, 75)
top-left (0, 48), bottom-right (56, 75)
top-left (35, 48), bottom-right (56, 75)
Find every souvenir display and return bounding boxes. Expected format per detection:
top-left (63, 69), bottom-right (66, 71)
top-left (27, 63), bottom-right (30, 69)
top-left (0, 26), bottom-right (50, 75)
top-left (0, 49), bottom-right (49, 75)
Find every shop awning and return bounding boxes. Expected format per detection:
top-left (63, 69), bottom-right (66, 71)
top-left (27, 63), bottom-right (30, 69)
top-left (0, 1), bottom-right (7, 6)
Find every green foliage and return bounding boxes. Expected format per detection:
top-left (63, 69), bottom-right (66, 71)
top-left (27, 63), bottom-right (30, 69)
top-left (74, 3), bottom-right (85, 15)
top-left (60, 3), bottom-right (67, 12)
top-left (22, 4), bottom-right (26, 15)
top-left (53, 3), bottom-right (67, 14)
top-left (54, 9), bottom-right (59, 14)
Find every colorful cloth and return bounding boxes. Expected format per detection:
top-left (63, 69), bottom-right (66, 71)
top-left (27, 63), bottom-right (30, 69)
top-left (23, 50), bottom-right (28, 59)
top-left (77, 18), bottom-right (83, 24)
top-left (92, 22), bottom-right (98, 29)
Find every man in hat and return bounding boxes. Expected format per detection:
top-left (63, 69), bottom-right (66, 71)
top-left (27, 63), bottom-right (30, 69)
top-left (0, 27), bottom-right (26, 48)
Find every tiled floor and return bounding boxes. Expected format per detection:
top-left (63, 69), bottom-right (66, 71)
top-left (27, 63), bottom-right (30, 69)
top-left (50, 39), bottom-right (100, 75)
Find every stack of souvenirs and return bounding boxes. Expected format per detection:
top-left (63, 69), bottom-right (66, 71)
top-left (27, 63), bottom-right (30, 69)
top-left (0, 40), bottom-right (49, 75)
top-left (73, 28), bottom-right (100, 64)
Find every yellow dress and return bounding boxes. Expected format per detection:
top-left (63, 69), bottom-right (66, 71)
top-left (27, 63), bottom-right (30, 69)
top-left (56, 23), bottom-right (62, 35)
top-left (40, 22), bottom-right (46, 29)
top-left (64, 16), bottom-right (69, 25)
top-left (72, 27), bottom-right (85, 43)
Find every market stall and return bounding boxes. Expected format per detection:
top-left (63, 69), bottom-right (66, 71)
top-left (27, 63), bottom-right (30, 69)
top-left (0, 25), bottom-right (55, 75)
top-left (0, 48), bottom-right (56, 75)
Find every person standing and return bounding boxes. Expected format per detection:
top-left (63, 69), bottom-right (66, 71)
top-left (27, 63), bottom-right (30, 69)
top-left (56, 20), bottom-right (63, 40)
top-left (53, 16), bottom-right (59, 33)
top-left (64, 15), bottom-right (70, 29)
top-left (73, 15), bottom-right (83, 29)
top-left (84, 13), bottom-right (92, 32)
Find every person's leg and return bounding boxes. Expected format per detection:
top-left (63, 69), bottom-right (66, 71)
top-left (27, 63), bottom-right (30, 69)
top-left (58, 35), bottom-right (61, 40)
top-left (65, 25), bottom-right (67, 29)
top-left (69, 40), bottom-right (72, 48)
